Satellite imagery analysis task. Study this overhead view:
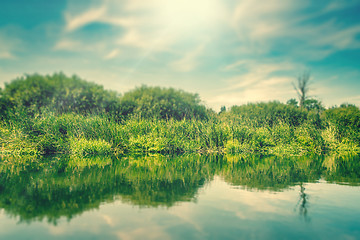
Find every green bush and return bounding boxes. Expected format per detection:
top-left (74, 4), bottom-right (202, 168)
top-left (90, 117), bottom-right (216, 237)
top-left (0, 124), bottom-right (39, 156)
top-left (70, 137), bottom-right (112, 156)
top-left (2, 72), bottom-right (121, 116)
top-left (229, 101), bottom-right (309, 127)
top-left (323, 104), bottom-right (360, 143)
top-left (120, 85), bottom-right (208, 120)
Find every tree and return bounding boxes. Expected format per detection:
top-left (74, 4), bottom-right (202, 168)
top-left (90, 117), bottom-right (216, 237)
top-left (219, 106), bottom-right (226, 114)
top-left (286, 98), bottom-right (298, 107)
top-left (303, 98), bottom-right (324, 112)
top-left (293, 71), bottom-right (311, 109)
top-left (120, 85), bottom-right (208, 120)
top-left (2, 73), bottom-right (121, 115)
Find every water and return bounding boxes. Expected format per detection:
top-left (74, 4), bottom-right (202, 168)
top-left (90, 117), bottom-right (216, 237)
top-left (0, 154), bottom-right (359, 240)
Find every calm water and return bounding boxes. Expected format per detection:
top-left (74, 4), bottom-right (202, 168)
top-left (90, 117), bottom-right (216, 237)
top-left (0, 154), bottom-right (359, 240)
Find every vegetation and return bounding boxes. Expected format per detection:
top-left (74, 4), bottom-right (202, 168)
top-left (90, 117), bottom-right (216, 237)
top-left (121, 85), bottom-right (209, 120)
top-left (293, 71), bottom-right (311, 109)
top-left (0, 73), bottom-right (359, 159)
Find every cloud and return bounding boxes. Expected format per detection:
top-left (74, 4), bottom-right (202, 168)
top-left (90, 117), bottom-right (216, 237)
top-left (231, 0), bottom-right (360, 61)
top-left (205, 60), bottom-right (300, 108)
top-left (62, 0), bottom-right (227, 53)
top-left (116, 226), bottom-right (171, 240)
top-left (0, 32), bottom-right (21, 60)
top-left (65, 6), bottom-right (107, 32)
top-left (53, 39), bottom-right (83, 51)
top-left (223, 60), bottom-right (298, 89)
top-left (310, 23), bottom-right (360, 50)
top-left (117, 29), bottom-right (171, 51)
top-left (102, 214), bottom-right (115, 226)
top-left (322, 0), bottom-right (360, 13)
top-left (0, 51), bottom-right (15, 60)
top-left (208, 76), bottom-right (294, 108)
top-left (170, 43), bottom-right (205, 72)
top-left (232, 0), bottom-right (305, 39)
top-left (104, 48), bottom-right (120, 59)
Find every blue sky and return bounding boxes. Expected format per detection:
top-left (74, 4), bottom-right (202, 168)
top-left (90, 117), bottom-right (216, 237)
top-left (1, 0), bottom-right (360, 110)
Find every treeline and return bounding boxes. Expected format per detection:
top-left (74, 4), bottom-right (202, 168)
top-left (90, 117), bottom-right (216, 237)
top-left (0, 72), bottom-right (208, 121)
top-left (0, 73), bottom-right (359, 158)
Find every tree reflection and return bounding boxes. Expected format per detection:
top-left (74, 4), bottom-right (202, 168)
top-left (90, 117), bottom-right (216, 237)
top-left (296, 183), bottom-right (310, 222)
top-left (0, 154), bottom-right (220, 224)
top-left (219, 154), bottom-right (324, 191)
top-left (0, 153), bottom-right (359, 224)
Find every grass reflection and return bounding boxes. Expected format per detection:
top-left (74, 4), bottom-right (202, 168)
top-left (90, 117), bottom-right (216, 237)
top-left (0, 154), bottom-right (359, 224)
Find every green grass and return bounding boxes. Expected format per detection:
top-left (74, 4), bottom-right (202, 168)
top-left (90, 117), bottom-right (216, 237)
top-left (2, 112), bottom-right (359, 161)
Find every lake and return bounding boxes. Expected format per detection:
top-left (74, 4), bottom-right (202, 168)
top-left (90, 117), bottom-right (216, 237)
top-left (0, 154), bottom-right (359, 240)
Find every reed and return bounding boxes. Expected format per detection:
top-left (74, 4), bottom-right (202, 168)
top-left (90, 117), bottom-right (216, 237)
top-left (1, 108), bottom-right (359, 158)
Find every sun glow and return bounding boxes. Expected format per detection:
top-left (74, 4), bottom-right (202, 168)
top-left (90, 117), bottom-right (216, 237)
top-left (153, 0), bottom-right (225, 34)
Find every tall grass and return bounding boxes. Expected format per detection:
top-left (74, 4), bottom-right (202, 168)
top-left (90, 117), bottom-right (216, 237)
top-left (2, 111), bottom-right (359, 160)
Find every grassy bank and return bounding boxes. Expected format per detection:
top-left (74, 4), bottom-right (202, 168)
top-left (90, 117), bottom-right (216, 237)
top-left (1, 73), bottom-right (359, 160)
top-left (1, 112), bottom-right (359, 158)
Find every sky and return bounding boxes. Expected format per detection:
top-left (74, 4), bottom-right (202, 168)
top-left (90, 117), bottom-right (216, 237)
top-left (0, 0), bottom-right (360, 110)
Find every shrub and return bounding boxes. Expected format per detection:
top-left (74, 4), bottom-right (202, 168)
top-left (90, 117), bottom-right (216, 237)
top-left (230, 101), bottom-right (308, 127)
top-left (70, 138), bottom-right (112, 156)
top-left (2, 72), bottom-right (121, 116)
top-left (120, 85), bottom-right (208, 120)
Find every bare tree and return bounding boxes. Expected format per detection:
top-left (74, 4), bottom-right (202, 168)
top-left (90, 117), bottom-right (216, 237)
top-left (293, 71), bottom-right (311, 108)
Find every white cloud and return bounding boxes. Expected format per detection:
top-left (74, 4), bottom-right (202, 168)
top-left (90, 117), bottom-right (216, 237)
top-left (230, 0), bottom-right (360, 61)
top-left (116, 226), bottom-right (171, 240)
top-left (205, 60), bottom-right (301, 108)
top-left (104, 48), bottom-right (120, 60)
top-left (170, 44), bottom-right (205, 72)
top-left (232, 0), bottom-right (305, 39)
top-left (102, 214), bottom-right (115, 226)
top-left (53, 38), bottom-right (109, 54)
top-left (223, 61), bottom-right (298, 89)
top-left (65, 6), bottom-right (107, 32)
top-left (208, 76), bottom-right (294, 108)
top-left (311, 24), bottom-right (360, 50)
top-left (0, 33), bottom-right (21, 60)
top-left (62, 0), bottom-right (228, 54)
top-left (0, 51), bottom-right (15, 60)
top-left (53, 39), bottom-right (83, 51)
top-left (117, 29), bottom-right (170, 50)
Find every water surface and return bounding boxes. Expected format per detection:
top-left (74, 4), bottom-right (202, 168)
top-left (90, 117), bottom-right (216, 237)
top-left (0, 154), bottom-right (359, 239)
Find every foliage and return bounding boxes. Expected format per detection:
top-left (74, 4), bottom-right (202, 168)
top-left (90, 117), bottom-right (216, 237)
top-left (1, 72), bottom-right (121, 116)
top-left (323, 104), bottom-right (360, 144)
top-left (70, 138), bottom-right (112, 156)
top-left (303, 98), bottom-right (325, 112)
top-left (229, 101), bottom-right (308, 127)
top-left (0, 88), bottom-right (13, 120)
top-left (0, 124), bottom-right (39, 156)
top-left (120, 85), bottom-right (208, 120)
top-left (286, 98), bottom-right (298, 107)
top-left (1, 73), bottom-right (359, 157)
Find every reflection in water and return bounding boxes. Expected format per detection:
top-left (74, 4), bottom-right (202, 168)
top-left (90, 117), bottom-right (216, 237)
top-left (219, 155), bottom-right (325, 191)
top-left (0, 154), bottom-right (359, 225)
top-left (295, 183), bottom-right (310, 222)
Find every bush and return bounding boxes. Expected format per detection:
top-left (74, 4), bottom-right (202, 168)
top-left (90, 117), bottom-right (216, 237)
top-left (323, 104), bottom-right (360, 143)
top-left (70, 138), bottom-right (112, 156)
top-left (2, 72), bottom-right (121, 116)
top-left (120, 85), bottom-right (208, 120)
top-left (229, 101), bottom-right (309, 127)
